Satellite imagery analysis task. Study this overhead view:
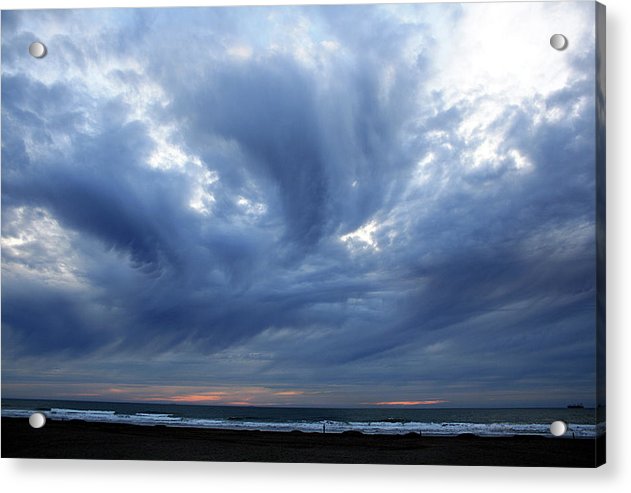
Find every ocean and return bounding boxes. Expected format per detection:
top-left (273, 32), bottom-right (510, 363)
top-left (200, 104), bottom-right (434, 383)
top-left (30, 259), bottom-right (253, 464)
top-left (1, 398), bottom-right (600, 438)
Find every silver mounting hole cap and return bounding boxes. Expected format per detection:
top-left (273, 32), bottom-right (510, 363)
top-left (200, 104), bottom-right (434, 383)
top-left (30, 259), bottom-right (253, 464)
top-left (550, 34), bottom-right (568, 51)
top-left (550, 420), bottom-right (568, 437)
top-left (29, 41), bottom-right (47, 58)
top-left (29, 412), bottom-right (47, 428)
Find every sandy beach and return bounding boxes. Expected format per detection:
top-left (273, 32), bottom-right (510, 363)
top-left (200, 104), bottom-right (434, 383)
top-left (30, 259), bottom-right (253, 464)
top-left (1, 418), bottom-right (604, 466)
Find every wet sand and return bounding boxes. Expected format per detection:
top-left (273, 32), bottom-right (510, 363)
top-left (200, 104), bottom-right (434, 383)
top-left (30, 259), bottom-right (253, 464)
top-left (1, 418), bottom-right (604, 466)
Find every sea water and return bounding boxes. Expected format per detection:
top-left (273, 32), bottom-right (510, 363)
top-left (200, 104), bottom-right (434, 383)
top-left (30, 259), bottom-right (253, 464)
top-left (1, 398), bottom-right (600, 438)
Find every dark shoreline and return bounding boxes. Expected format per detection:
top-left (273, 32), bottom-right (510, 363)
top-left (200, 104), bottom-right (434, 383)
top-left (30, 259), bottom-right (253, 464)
top-left (1, 418), bottom-right (604, 466)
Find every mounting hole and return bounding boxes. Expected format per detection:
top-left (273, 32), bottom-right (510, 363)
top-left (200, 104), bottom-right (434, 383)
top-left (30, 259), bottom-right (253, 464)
top-left (29, 41), bottom-right (47, 59)
top-left (550, 420), bottom-right (567, 437)
top-left (29, 412), bottom-right (47, 428)
top-left (550, 34), bottom-right (568, 51)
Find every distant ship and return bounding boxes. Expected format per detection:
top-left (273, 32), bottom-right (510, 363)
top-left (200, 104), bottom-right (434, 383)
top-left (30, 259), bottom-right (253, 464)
top-left (567, 403), bottom-right (584, 409)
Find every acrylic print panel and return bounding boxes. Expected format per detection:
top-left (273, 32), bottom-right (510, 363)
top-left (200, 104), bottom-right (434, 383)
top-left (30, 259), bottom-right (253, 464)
top-left (1, 1), bottom-right (605, 467)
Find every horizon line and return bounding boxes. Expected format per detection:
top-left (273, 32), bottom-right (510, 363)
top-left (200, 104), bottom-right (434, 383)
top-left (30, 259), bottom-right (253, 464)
top-left (0, 396), bottom-right (597, 410)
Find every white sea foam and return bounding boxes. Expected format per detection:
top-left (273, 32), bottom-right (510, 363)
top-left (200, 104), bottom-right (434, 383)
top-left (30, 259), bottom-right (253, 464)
top-left (1, 407), bottom-right (598, 437)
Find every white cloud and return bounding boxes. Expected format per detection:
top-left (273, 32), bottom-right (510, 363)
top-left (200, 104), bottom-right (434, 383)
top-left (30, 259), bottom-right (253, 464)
top-left (188, 168), bottom-right (219, 215)
top-left (1, 207), bottom-right (84, 288)
top-left (422, 2), bottom-right (594, 172)
top-left (237, 196), bottom-right (267, 217)
top-left (429, 2), bottom-right (594, 105)
top-left (340, 220), bottom-right (381, 251)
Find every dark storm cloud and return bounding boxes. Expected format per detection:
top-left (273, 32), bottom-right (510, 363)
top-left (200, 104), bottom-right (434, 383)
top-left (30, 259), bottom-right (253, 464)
top-left (157, 14), bottom-right (426, 248)
top-left (1, 4), bottom-right (598, 406)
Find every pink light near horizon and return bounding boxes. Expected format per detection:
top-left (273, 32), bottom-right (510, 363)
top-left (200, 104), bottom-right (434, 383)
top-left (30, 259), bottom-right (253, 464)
top-left (372, 400), bottom-right (448, 406)
top-left (116, 386), bottom-right (310, 405)
top-left (150, 394), bottom-right (225, 403)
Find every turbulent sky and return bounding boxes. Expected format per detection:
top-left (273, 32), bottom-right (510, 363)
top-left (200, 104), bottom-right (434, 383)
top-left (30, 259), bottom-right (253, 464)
top-left (1, 2), bottom-right (600, 407)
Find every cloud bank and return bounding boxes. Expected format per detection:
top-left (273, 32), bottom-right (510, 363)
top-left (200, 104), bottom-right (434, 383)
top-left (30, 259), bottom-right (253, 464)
top-left (1, 3), bottom-right (598, 407)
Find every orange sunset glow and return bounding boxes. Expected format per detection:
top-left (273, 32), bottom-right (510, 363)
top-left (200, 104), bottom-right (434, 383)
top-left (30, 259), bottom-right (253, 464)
top-left (154, 394), bottom-right (225, 403)
top-left (76, 385), bottom-right (312, 406)
top-left (372, 400), bottom-right (448, 406)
